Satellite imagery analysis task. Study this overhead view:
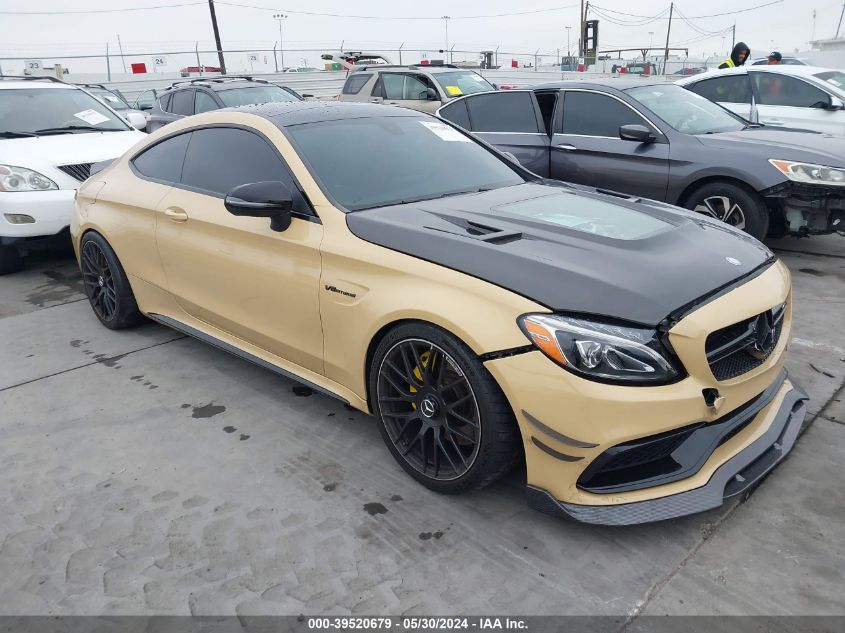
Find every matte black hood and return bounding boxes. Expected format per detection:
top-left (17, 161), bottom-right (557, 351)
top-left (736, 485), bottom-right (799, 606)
top-left (346, 183), bottom-right (774, 326)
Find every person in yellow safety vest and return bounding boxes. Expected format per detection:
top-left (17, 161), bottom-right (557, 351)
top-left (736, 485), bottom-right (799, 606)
top-left (718, 42), bottom-right (750, 69)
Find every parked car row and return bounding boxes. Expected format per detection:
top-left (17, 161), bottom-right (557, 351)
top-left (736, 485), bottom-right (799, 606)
top-left (70, 100), bottom-right (807, 525)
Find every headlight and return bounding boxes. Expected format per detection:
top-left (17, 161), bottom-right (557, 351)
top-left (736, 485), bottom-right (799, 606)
top-left (0, 165), bottom-right (59, 192)
top-left (518, 314), bottom-right (681, 385)
top-left (769, 159), bottom-right (845, 186)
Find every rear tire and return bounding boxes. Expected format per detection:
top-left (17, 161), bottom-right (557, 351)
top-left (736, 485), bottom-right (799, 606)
top-left (79, 232), bottom-right (145, 330)
top-left (684, 182), bottom-right (769, 241)
top-left (369, 322), bottom-right (521, 495)
top-left (0, 245), bottom-right (24, 275)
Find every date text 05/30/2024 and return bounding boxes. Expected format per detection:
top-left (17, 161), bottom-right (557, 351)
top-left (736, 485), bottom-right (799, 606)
top-left (306, 618), bottom-right (529, 630)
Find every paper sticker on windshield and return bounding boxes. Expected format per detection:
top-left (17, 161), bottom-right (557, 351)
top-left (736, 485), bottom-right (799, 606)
top-left (445, 85), bottom-right (463, 96)
top-left (73, 109), bottom-right (111, 125)
top-left (419, 121), bottom-right (471, 142)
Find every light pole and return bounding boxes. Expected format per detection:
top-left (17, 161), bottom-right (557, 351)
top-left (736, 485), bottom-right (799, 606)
top-left (442, 15), bottom-right (450, 60)
top-left (566, 26), bottom-right (571, 57)
top-left (273, 13), bottom-right (287, 71)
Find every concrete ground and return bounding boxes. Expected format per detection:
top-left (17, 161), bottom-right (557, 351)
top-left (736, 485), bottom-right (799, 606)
top-left (0, 237), bottom-right (843, 618)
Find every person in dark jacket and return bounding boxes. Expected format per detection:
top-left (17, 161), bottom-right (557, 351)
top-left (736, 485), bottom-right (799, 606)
top-left (718, 42), bottom-right (750, 69)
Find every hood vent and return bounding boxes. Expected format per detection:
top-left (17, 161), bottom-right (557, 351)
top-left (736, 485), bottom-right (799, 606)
top-left (426, 214), bottom-right (524, 245)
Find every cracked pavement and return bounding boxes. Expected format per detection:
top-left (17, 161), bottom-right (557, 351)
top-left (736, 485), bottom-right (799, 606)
top-left (0, 240), bottom-right (843, 617)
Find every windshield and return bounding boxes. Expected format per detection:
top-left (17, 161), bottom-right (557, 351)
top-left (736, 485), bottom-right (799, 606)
top-left (814, 70), bottom-right (845, 92)
top-left (626, 84), bottom-right (746, 134)
top-left (217, 85), bottom-right (300, 107)
top-left (0, 88), bottom-right (129, 134)
top-left (88, 88), bottom-right (130, 111)
top-left (288, 116), bottom-right (525, 211)
top-left (432, 71), bottom-right (495, 98)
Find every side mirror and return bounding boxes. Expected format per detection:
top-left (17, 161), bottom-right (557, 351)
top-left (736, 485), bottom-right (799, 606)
top-left (619, 124), bottom-right (656, 143)
top-left (828, 96), bottom-right (845, 110)
top-left (426, 87), bottom-right (438, 100)
top-left (125, 111), bottom-right (147, 130)
top-left (224, 181), bottom-right (293, 232)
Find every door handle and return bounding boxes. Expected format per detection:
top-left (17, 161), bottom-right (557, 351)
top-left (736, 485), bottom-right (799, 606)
top-left (555, 143), bottom-right (577, 151)
top-left (164, 207), bottom-right (188, 222)
top-left (370, 99), bottom-right (382, 103)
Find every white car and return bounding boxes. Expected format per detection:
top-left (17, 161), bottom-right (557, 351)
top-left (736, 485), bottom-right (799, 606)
top-left (0, 76), bottom-right (147, 273)
top-left (676, 65), bottom-right (845, 137)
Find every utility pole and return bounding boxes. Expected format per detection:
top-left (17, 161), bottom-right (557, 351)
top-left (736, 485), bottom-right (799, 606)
top-left (442, 16), bottom-right (450, 58)
top-left (274, 14), bottom-right (287, 70)
top-left (812, 9), bottom-right (817, 42)
top-left (106, 42), bottom-right (111, 81)
top-left (837, 3), bottom-right (845, 38)
top-left (663, 2), bottom-right (674, 74)
top-left (117, 34), bottom-right (127, 74)
top-left (731, 23), bottom-right (736, 48)
top-left (208, 0), bottom-right (226, 74)
top-left (579, 0), bottom-right (584, 56)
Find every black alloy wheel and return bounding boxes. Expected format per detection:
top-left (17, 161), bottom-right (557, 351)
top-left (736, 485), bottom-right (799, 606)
top-left (81, 240), bottom-right (117, 322)
top-left (377, 339), bottom-right (481, 481)
top-left (370, 323), bottom-right (521, 494)
top-left (78, 232), bottom-right (145, 330)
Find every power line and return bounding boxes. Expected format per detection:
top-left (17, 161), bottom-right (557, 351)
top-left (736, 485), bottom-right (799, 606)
top-left (590, 0), bottom-right (783, 21)
top-left (0, 1), bottom-right (581, 19)
top-left (0, 2), bottom-right (204, 14)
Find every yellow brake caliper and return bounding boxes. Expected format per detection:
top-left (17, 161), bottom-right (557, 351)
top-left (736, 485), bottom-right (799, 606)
top-left (409, 350), bottom-right (431, 409)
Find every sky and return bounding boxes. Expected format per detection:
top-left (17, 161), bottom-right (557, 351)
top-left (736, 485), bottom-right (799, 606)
top-left (1, 0), bottom-right (844, 74)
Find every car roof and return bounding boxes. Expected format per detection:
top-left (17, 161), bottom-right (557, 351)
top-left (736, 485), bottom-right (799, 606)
top-left (0, 77), bottom-right (74, 90)
top-left (164, 77), bottom-right (276, 92)
top-left (221, 101), bottom-right (425, 127)
top-left (530, 77), bottom-right (674, 91)
top-left (355, 65), bottom-right (476, 74)
top-left (678, 65), bottom-right (837, 84)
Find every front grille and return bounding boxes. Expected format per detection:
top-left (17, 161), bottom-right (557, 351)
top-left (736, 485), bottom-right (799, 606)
top-left (706, 304), bottom-right (785, 381)
top-left (57, 163), bottom-right (93, 182)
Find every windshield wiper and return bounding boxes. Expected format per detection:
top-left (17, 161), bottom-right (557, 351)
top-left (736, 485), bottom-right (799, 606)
top-left (0, 131), bottom-right (39, 138)
top-left (34, 125), bottom-right (123, 134)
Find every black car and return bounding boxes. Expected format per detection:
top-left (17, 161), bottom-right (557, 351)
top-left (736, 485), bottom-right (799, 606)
top-left (146, 76), bottom-right (303, 133)
top-left (437, 78), bottom-right (845, 240)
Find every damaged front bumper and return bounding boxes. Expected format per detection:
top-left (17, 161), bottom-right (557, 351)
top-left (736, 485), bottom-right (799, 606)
top-left (762, 182), bottom-right (845, 236)
top-left (526, 374), bottom-right (807, 525)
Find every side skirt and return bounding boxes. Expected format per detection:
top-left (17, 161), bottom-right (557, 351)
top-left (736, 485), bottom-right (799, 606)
top-left (148, 312), bottom-right (349, 405)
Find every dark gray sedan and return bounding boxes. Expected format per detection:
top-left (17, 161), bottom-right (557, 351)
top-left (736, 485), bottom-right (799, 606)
top-left (437, 79), bottom-right (845, 240)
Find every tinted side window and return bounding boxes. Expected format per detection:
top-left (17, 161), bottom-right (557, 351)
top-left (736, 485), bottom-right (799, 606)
top-left (688, 75), bottom-right (751, 104)
top-left (170, 90), bottom-right (194, 116)
top-left (381, 74), bottom-right (406, 100)
top-left (439, 99), bottom-right (471, 129)
top-left (466, 92), bottom-right (539, 133)
top-left (752, 73), bottom-right (830, 107)
top-left (135, 90), bottom-right (156, 110)
top-left (562, 91), bottom-right (648, 137)
top-left (194, 91), bottom-right (218, 113)
top-left (132, 133), bottom-right (191, 183)
top-left (180, 127), bottom-right (308, 212)
top-left (343, 73), bottom-right (371, 94)
top-left (159, 92), bottom-right (172, 112)
top-left (402, 74), bottom-right (433, 100)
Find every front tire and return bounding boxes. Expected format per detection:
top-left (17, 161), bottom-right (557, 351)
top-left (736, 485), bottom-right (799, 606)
top-left (79, 232), bottom-right (145, 330)
top-left (370, 322), bottom-right (521, 494)
top-left (684, 182), bottom-right (769, 240)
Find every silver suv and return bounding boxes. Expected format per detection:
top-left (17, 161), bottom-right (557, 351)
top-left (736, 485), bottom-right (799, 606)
top-left (146, 76), bottom-right (301, 133)
top-left (338, 65), bottom-right (496, 113)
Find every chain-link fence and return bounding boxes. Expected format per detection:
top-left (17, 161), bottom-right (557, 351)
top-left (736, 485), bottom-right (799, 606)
top-left (0, 45), bottom-right (716, 83)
